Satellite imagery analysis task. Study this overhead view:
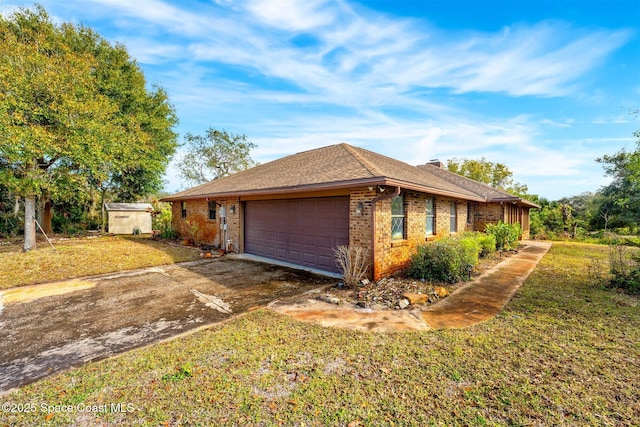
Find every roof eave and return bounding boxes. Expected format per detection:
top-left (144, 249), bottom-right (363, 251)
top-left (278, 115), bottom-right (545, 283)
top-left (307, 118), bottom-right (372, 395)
top-left (488, 197), bottom-right (540, 208)
top-left (161, 177), bottom-right (487, 203)
top-left (160, 177), bottom-right (389, 202)
top-left (384, 178), bottom-right (486, 202)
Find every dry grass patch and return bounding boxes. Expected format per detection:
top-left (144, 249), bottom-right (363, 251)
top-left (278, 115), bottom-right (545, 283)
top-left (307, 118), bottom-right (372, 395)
top-left (2, 242), bottom-right (639, 426)
top-left (0, 235), bottom-right (200, 289)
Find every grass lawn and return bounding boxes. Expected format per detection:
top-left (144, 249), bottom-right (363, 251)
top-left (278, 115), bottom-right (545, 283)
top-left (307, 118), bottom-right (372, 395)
top-left (1, 242), bottom-right (639, 426)
top-left (0, 235), bottom-right (201, 289)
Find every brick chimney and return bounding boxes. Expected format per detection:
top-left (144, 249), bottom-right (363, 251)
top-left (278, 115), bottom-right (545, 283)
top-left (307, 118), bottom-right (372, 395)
top-left (427, 159), bottom-right (444, 168)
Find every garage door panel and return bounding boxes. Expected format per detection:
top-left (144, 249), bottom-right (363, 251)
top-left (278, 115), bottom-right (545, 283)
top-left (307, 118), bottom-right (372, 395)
top-left (302, 252), bottom-right (316, 264)
top-left (317, 236), bottom-right (332, 248)
top-left (318, 255), bottom-right (333, 270)
top-left (245, 197), bottom-right (349, 273)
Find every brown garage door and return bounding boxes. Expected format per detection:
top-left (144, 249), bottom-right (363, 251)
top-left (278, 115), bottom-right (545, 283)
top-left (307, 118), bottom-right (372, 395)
top-left (244, 197), bottom-right (349, 273)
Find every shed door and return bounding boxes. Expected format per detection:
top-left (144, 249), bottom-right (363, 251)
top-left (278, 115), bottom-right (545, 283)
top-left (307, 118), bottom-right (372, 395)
top-left (244, 197), bottom-right (349, 273)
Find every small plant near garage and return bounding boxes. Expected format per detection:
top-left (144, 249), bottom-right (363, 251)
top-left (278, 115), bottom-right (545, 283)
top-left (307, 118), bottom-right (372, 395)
top-left (334, 245), bottom-right (370, 287)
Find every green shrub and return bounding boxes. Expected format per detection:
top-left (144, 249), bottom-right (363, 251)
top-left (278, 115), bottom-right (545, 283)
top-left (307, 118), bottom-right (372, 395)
top-left (625, 237), bottom-right (640, 247)
top-left (0, 212), bottom-right (22, 238)
top-left (459, 235), bottom-right (481, 266)
top-left (485, 221), bottom-right (520, 252)
top-left (407, 236), bottom-right (479, 283)
top-left (607, 246), bottom-right (640, 294)
top-left (462, 231), bottom-right (497, 257)
top-left (152, 201), bottom-right (176, 239)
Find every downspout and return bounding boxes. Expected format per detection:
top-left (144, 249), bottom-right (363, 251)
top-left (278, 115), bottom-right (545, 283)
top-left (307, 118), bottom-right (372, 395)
top-left (370, 186), bottom-right (401, 281)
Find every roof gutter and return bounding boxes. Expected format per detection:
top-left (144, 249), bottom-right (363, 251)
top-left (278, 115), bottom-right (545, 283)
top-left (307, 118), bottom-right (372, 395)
top-left (384, 178), bottom-right (485, 202)
top-left (159, 177), bottom-right (387, 202)
top-left (370, 186), bottom-right (401, 281)
top-left (161, 177), bottom-right (487, 204)
top-left (490, 197), bottom-right (540, 209)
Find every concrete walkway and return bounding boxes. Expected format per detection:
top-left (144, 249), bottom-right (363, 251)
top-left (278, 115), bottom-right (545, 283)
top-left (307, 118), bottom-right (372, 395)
top-left (421, 240), bottom-right (551, 328)
top-left (269, 241), bottom-right (552, 332)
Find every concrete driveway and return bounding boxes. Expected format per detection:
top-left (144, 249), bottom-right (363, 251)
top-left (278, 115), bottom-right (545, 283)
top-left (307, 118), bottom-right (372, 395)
top-left (0, 258), bottom-right (333, 394)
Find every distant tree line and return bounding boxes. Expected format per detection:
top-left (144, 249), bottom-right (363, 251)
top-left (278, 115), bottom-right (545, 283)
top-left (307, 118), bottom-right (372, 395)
top-left (529, 124), bottom-right (639, 240)
top-left (446, 124), bottom-right (639, 240)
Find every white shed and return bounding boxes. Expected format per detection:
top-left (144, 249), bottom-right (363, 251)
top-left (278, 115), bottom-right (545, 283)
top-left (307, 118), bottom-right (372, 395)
top-left (105, 203), bottom-right (153, 234)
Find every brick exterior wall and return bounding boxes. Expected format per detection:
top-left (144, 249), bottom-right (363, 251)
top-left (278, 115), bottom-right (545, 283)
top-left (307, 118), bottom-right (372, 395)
top-left (471, 202), bottom-right (531, 239)
top-left (354, 188), bottom-right (472, 280)
top-left (171, 197), bottom-right (241, 251)
top-left (349, 188), bottom-right (376, 248)
top-left (172, 189), bottom-right (530, 278)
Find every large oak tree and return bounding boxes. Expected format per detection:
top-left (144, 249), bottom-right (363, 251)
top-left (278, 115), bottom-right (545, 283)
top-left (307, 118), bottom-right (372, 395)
top-left (0, 6), bottom-right (178, 250)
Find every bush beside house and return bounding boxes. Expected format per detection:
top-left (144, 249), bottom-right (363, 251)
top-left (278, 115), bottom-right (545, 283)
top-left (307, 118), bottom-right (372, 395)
top-left (407, 233), bottom-right (497, 283)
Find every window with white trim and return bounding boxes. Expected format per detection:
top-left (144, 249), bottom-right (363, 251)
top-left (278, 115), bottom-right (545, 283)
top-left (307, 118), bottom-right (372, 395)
top-left (391, 194), bottom-right (405, 240)
top-left (450, 202), bottom-right (457, 233)
top-left (426, 197), bottom-right (435, 236)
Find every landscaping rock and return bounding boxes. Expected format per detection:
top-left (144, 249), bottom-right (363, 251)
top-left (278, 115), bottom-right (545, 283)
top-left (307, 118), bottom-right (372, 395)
top-left (331, 277), bottom-right (455, 310)
top-left (398, 298), bottom-right (410, 309)
top-left (435, 287), bottom-right (450, 298)
top-left (318, 294), bottom-right (341, 305)
top-left (402, 292), bottom-right (429, 305)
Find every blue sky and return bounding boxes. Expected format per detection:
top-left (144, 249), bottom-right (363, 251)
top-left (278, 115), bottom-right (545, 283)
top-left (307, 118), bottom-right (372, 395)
top-left (2, 0), bottom-right (639, 200)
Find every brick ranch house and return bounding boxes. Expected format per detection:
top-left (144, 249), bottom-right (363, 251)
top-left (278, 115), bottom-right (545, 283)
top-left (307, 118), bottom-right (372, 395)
top-left (162, 144), bottom-right (538, 280)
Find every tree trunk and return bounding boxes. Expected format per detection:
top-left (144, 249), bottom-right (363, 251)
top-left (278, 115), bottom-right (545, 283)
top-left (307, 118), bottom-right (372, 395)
top-left (42, 198), bottom-right (53, 235)
top-left (36, 196), bottom-right (43, 226)
top-left (23, 195), bottom-right (36, 252)
top-left (100, 188), bottom-right (106, 233)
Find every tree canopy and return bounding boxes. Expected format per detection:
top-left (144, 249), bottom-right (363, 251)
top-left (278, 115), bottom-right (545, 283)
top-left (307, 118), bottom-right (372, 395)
top-left (177, 128), bottom-right (257, 185)
top-left (0, 6), bottom-right (178, 249)
top-left (446, 157), bottom-right (528, 196)
top-left (595, 126), bottom-right (640, 231)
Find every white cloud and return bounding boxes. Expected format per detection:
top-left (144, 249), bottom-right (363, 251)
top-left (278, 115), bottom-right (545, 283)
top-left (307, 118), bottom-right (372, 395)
top-left (91, 0), bottom-right (221, 37)
top-left (242, 0), bottom-right (336, 31)
top-left (73, 0), bottom-right (632, 105)
top-left (592, 115), bottom-right (631, 124)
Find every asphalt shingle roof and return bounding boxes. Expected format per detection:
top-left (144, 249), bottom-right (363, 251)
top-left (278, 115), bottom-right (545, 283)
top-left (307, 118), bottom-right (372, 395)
top-left (416, 164), bottom-right (538, 207)
top-left (162, 143), bottom-right (535, 206)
